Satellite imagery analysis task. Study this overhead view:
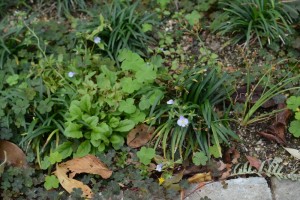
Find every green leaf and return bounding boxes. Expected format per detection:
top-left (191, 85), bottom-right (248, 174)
top-left (75, 140), bottom-right (91, 157)
top-left (80, 94), bottom-right (91, 113)
top-left (6, 74), bottom-right (19, 86)
top-left (118, 98), bottom-right (136, 114)
top-left (118, 49), bottom-right (144, 72)
top-left (91, 122), bottom-right (111, 141)
top-left (110, 134), bottom-right (124, 150)
top-left (83, 115), bottom-right (99, 128)
top-left (120, 77), bottom-right (141, 94)
top-left (37, 98), bottom-right (54, 114)
top-left (129, 109), bottom-right (146, 124)
top-left (289, 120), bottom-right (300, 137)
top-left (69, 102), bottom-right (82, 120)
top-left (136, 67), bottom-right (156, 83)
top-left (192, 151), bottom-right (208, 166)
top-left (40, 156), bottom-right (51, 170)
top-left (114, 119), bottom-right (135, 132)
top-left (49, 152), bottom-right (63, 164)
top-left (64, 123), bottom-right (83, 138)
top-left (209, 144), bottom-right (221, 158)
top-left (44, 175), bottom-right (59, 190)
top-left (295, 112), bottom-right (300, 120)
top-left (139, 96), bottom-right (151, 110)
top-left (55, 141), bottom-right (73, 159)
top-left (12, 99), bottom-right (29, 115)
top-left (142, 23), bottom-right (152, 32)
top-left (185, 10), bottom-right (202, 26)
top-left (137, 147), bottom-right (156, 165)
top-left (287, 96), bottom-right (300, 111)
top-left (109, 117), bottom-right (120, 128)
top-left (97, 74), bottom-right (112, 90)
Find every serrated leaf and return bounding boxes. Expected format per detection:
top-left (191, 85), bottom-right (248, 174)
top-left (137, 147), bottom-right (155, 165)
top-left (114, 119), bottom-right (135, 132)
top-left (44, 175), bottom-right (59, 190)
top-left (6, 74), bottom-right (19, 86)
top-left (75, 141), bottom-right (91, 158)
top-left (185, 10), bottom-right (202, 26)
top-left (192, 152), bottom-right (208, 166)
top-left (209, 144), bottom-right (221, 158)
top-left (37, 98), bottom-right (54, 114)
top-left (118, 49), bottom-right (144, 72)
top-left (120, 77), bottom-right (141, 94)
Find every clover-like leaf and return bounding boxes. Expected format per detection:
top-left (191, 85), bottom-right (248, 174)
top-left (287, 96), bottom-right (300, 111)
top-left (37, 98), bottom-right (54, 114)
top-left (209, 144), bottom-right (221, 158)
top-left (49, 151), bottom-right (63, 164)
top-left (192, 151), bottom-right (208, 166)
top-left (137, 147), bottom-right (155, 165)
top-left (118, 98), bottom-right (136, 114)
top-left (120, 77), bottom-right (141, 94)
top-left (185, 10), bottom-right (202, 26)
top-left (289, 120), bottom-right (300, 137)
top-left (6, 74), bottom-right (19, 86)
top-left (44, 175), bottom-right (60, 190)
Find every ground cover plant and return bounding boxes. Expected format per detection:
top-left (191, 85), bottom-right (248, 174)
top-left (1, 0), bottom-right (300, 199)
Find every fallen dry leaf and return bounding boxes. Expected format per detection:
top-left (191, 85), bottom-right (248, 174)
top-left (188, 172), bottom-right (212, 183)
top-left (0, 140), bottom-right (27, 167)
top-left (219, 163), bottom-right (232, 180)
top-left (283, 147), bottom-right (300, 160)
top-left (246, 155), bottom-right (262, 170)
top-left (127, 124), bottom-right (155, 148)
top-left (55, 165), bottom-right (93, 198)
top-left (54, 154), bottom-right (113, 198)
top-left (258, 103), bottom-right (291, 144)
top-left (224, 146), bottom-right (240, 164)
top-left (59, 154), bottom-right (112, 179)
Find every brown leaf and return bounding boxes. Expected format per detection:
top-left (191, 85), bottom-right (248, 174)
top-left (224, 146), bottom-right (240, 164)
top-left (188, 172), bottom-right (212, 183)
top-left (258, 103), bottom-right (290, 144)
top-left (219, 164), bottom-right (232, 180)
top-left (59, 154), bottom-right (112, 179)
top-left (127, 124), bottom-right (155, 148)
top-left (0, 140), bottom-right (27, 167)
top-left (54, 165), bottom-right (93, 198)
top-left (246, 155), bottom-right (262, 170)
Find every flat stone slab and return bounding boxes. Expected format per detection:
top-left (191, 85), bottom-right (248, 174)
top-left (271, 177), bottom-right (300, 200)
top-left (184, 177), bottom-right (272, 200)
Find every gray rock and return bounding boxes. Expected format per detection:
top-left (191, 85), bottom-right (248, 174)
top-left (271, 177), bottom-right (300, 200)
top-left (184, 177), bottom-right (272, 200)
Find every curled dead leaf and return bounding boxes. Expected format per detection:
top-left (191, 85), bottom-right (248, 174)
top-left (54, 154), bottom-right (113, 198)
top-left (55, 165), bottom-right (93, 198)
top-left (188, 172), bottom-right (212, 183)
top-left (224, 146), bottom-right (240, 164)
top-left (0, 140), bottom-right (27, 167)
top-left (127, 124), bottom-right (155, 148)
top-left (59, 154), bottom-right (112, 179)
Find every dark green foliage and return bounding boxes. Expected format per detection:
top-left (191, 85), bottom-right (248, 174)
top-left (151, 67), bottom-right (238, 160)
top-left (213, 0), bottom-right (298, 47)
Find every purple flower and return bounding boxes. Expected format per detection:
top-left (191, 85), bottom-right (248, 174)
top-left (68, 72), bottom-right (75, 78)
top-left (167, 99), bottom-right (174, 105)
top-left (94, 36), bottom-right (101, 44)
top-left (177, 116), bottom-right (189, 127)
top-left (156, 163), bottom-right (163, 172)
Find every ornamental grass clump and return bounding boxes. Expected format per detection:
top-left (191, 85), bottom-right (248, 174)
top-left (213, 0), bottom-right (298, 47)
top-left (150, 67), bottom-right (238, 161)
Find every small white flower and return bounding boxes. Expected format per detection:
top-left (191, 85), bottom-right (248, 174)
top-left (177, 116), bottom-right (189, 127)
top-left (156, 163), bottom-right (163, 172)
top-left (167, 99), bottom-right (174, 105)
top-left (68, 71), bottom-right (75, 78)
top-left (94, 36), bottom-right (101, 44)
